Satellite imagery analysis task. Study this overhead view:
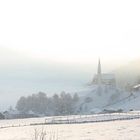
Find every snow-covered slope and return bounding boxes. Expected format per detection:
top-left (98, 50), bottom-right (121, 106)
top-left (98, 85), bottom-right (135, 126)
top-left (106, 91), bottom-right (140, 111)
top-left (77, 84), bottom-right (140, 113)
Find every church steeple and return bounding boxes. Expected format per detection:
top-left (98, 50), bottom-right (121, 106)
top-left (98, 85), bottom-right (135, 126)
top-left (97, 59), bottom-right (102, 95)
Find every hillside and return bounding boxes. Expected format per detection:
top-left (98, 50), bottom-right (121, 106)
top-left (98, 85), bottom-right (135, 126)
top-left (78, 84), bottom-right (140, 113)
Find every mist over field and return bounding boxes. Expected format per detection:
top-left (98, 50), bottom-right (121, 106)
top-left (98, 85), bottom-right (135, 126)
top-left (0, 0), bottom-right (140, 111)
top-left (0, 47), bottom-right (140, 110)
top-left (1, 1), bottom-right (140, 140)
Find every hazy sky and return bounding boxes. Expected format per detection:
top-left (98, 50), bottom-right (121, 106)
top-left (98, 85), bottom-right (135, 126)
top-left (0, 0), bottom-right (140, 110)
top-left (0, 0), bottom-right (140, 63)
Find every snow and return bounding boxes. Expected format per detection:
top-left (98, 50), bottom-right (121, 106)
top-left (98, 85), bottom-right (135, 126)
top-left (106, 91), bottom-right (140, 111)
top-left (0, 116), bottom-right (140, 140)
top-left (133, 84), bottom-right (140, 89)
top-left (1, 75), bottom-right (140, 139)
top-left (0, 112), bottom-right (139, 127)
top-left (44, 113), bottom-right (140, 124)
top-left (77, 82), bottom-right (140, 114)
top-left (77, 85), bottom-right (123, 114)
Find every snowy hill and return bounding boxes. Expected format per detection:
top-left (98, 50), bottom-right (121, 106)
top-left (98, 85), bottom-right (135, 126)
top-left (77, 84), bottom-right (140, 114)
top-left (105, 90), bottom-right (140, 111)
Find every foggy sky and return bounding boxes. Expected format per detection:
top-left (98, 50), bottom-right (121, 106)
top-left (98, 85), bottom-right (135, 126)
top-left (0, 0), bottom-right (140, 110)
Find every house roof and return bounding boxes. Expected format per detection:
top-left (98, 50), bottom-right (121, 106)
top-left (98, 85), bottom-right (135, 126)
top-left (133, 84), bottom-right (140, 89)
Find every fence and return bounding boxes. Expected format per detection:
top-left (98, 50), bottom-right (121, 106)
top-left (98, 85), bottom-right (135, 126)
top-left (0, 112), bottom-right (140, 129)
top-left (44, 112), bottom-right (140, 124)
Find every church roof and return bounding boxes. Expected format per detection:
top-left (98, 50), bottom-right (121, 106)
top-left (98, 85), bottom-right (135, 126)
top-left (94, 73), bottom-right (115, 80)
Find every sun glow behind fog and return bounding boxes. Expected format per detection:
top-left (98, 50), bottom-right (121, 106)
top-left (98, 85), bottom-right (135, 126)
top-left (0, 0), bottom-right (140, 66)
top-left (12, 44), bottom-right (140, 67)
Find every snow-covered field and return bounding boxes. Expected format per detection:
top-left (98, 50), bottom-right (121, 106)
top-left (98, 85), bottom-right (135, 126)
top-left (0, 112), bottom-right (140, 127)
top-left (0, 119), bottom-right (140, 140)
top-left (0, 114), bottom-right (140, 140)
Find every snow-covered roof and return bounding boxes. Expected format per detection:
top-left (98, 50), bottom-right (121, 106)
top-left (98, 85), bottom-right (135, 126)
top-left (133, 84), bottom-right (140, 89)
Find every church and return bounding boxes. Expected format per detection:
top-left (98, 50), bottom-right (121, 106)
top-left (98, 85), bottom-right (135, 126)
top-left (92, 59), bottom-right (116, 86)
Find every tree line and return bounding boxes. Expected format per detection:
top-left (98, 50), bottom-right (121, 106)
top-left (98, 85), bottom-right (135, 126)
top-left (16, 91), bottom-right (79, 116)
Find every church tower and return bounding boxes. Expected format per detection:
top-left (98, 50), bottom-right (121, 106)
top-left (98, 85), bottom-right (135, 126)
top-left (97, 59), bottom-right (102, 86)
top-left (92, 59), bottom-right (116, 88)
top-left (97, 59), bottom-right (102, 95)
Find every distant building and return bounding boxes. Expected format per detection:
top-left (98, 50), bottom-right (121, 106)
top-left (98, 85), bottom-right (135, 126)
top-left (0, 113), bottom-right (5, 119)
top-left (3, 109), bottom-right (39, 119)
top-left (3, 110), bottom-right (19, 119)
top-left (92, 59), bottom-right (116, 86)
top-left (133, 84), bottom-right (140, 91)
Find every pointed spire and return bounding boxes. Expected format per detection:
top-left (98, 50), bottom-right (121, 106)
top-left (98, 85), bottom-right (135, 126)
top-left (97, 58), bottom-right (102, 81)
top-left (97, 58), bottom-right (102, 95)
